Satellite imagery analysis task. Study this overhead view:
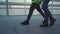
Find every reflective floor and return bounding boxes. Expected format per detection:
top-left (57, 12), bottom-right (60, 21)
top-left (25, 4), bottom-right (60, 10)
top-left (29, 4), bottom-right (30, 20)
top-left (0, 15), bottom-right (60, 34)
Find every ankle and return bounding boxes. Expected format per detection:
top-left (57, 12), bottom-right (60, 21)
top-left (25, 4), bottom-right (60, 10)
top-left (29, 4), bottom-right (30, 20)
top-left (50, 16), bottom-right (54, 19)
top-left (42, 20), bottom-right (48, 25)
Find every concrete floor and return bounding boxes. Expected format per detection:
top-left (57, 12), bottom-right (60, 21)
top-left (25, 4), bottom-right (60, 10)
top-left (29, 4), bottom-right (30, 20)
top-left (0, 15), bottom-right (60, 34)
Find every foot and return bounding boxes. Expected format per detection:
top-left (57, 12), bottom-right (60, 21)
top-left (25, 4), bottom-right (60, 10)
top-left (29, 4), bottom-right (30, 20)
top-left (21, 21), bottom-right (29, 25)
top-left (40, 20), bottom-right (48, 27)
top-left (49, 19), bottom-right (56, 27)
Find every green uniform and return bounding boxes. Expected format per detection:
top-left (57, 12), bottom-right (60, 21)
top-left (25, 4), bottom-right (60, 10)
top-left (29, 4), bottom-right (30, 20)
top-left (32, 0), bottom-right (43, 4)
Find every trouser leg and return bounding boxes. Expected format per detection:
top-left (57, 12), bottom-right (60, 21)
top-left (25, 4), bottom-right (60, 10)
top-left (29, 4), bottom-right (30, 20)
top-left (42, 0), bottom-right (52, 20)
top-left (26, 4), bottom-right (35, 22)
top-left (35, 4), bottom-right (48, 27)
top-left (36, 4), bottom-right (46, 20)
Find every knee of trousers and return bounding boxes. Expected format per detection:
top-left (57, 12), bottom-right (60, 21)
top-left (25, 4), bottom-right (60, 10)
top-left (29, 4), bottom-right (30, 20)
top-left (42, 5), bottom-right (48, 11)
top-left (42, 7), bottom-right (47, 11)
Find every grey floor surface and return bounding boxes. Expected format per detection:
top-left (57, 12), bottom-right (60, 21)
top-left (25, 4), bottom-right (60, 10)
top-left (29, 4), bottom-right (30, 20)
top-left (0, 15), bottom-right (60, 34)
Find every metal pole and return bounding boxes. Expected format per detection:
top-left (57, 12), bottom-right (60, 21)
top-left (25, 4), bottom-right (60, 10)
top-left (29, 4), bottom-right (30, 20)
top-left (6, 0), bottom-right (9, 15)
top-left (51, 0), bottom-right (53, 14)
top-left (24, 0), bottom-right (26, 16)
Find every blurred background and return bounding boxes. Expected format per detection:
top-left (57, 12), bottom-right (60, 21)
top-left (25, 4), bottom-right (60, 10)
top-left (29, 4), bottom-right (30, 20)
top-left (0, 0), bottom-right (60, 15)
top-left (0, 0), bottom-right (60, 34)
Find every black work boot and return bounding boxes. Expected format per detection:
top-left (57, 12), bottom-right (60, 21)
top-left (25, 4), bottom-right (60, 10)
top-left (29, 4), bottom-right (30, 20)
top-left (49, 16), bottom-right (56, 27)
top-left (21, 21), bottom-right (29, 25)
top-left (40, 20), bottom-right (48, 27)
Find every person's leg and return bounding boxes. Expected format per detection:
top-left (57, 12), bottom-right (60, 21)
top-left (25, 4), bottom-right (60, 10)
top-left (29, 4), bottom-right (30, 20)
top-left (42, 0), bottom-right (51, 19)
top-left (25, 4), bottom-right (35, 22)
top-left (42, 0), bottom-right (56, 26)
top-left (21, 4), bottom-right (35, 25)
top-left (36, 4), bottom-right (46, 20)
top-left (36, 4), bottom-right (48, 27)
